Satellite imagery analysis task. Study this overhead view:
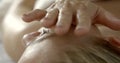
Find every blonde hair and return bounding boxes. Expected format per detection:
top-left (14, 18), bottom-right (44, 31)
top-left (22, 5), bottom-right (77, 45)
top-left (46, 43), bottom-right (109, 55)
top-left (20, 28), bottom-right (120, 63)
top-left (35, 28), bottom-right (120, 63)
top-left (28, 34), bottom-right (120, 63)
top-left (62, 40), bottom-right (120, 63)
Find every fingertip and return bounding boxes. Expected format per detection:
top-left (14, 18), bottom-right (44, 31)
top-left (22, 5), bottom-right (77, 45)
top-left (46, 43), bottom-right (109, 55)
top-left (22, 9), bottom-right (47, 22)
top-left (108, 37), bottom-right (120, 47)
top-left (74, 27), bottom-right (90, 36)
top-left (22, 14), bottom-right (32, 22)
top-left (55, 26), bottom-right (68, 35)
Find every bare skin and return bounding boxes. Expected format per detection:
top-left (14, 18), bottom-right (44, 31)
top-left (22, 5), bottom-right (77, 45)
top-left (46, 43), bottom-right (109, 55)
top-left (2, 0), bottom-right (56, 62)
top-left (18, 26), bottom-right (120, 63)
top-left (23, 0), bottom-right (120, 50)
top-left (23, 0), bottom-right (120, 35)
top-left (2, 0), bottom-right (120, 62)
top-left (2, 0), bottom-right (38, 61)
top-left (18, 26), bottom-right (104, 63)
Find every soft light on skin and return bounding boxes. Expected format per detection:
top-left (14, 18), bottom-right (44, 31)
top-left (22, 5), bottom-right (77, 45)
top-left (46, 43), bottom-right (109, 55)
top-left (1, 0), bottom-right (120, 62)
top-left (34, 0), bottom-right (55, 9)
top-left (95, 0), bottom-right (120, 38)
top-left (18, 27), bottom-right (120, 63)
top-left (3, 14), bottom-right (25, 32)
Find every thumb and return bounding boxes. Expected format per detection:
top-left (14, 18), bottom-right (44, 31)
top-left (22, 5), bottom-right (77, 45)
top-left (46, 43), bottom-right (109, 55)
top-left (95, 8), bottom-right (120, 30)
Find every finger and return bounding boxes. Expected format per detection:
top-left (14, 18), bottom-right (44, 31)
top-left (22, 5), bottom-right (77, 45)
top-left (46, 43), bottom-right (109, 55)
top-left (95, 8), bottom-right (120, 30)
top-left (55, 2), bottom-right (73, 35)
top-left (40, 8), bottom-right (59, 27)
top-left (74, 9), bottom-right (91, 36)
top-left (23, 32), bottom-right (40, 46)
top-left (106, 37), bottom-right (120, 53)
top-left (22, 9), bottom-right (47, 22)
top-left (107, 37), bottom-right (120, 47)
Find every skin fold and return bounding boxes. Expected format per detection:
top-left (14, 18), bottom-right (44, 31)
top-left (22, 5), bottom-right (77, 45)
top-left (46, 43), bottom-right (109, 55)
top-left (1, 0), bottom-right (120, 62)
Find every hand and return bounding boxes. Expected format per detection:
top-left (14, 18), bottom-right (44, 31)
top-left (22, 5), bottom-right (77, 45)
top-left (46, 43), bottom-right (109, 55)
top-left (106, 36), bottom-right (120, 53)
top-left (22, 0), bottom-right (120, 36)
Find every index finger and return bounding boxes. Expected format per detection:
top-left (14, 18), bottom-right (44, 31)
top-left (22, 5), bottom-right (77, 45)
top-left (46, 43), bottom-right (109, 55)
top-left (22, 9), bottom-right (47, 22)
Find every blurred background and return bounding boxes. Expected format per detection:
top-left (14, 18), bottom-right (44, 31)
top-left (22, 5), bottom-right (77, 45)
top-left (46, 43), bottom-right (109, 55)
top-left (0, 0), bottom-right (14, 63)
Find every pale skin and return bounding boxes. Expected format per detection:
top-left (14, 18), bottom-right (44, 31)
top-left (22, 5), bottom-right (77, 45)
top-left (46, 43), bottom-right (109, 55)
top-left (18, 27), bottom-right (120, 63)
top-left (23, 0), bottom-right (120, 48)
top-left (17, 27), bottom-right (120, 63)
top-left (23, 0), bottom-right (120, 35)
top-left (2, 0), bottom-right (120, 62)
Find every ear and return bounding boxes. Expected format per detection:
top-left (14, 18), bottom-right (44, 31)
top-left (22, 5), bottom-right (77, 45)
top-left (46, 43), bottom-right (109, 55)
top-left (22, 32), bottom-right (41, 46)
